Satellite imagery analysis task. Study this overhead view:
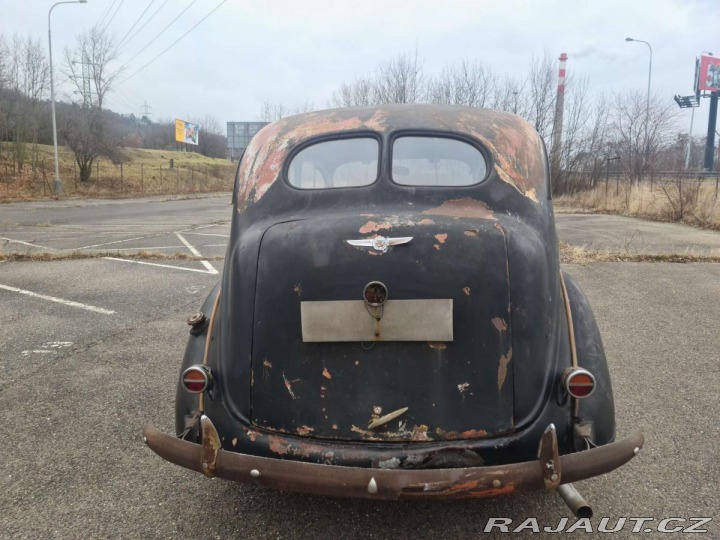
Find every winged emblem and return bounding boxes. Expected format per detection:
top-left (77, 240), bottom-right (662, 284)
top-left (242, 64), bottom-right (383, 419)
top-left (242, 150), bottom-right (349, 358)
top-left (346, 236), bottom-right (413, 253)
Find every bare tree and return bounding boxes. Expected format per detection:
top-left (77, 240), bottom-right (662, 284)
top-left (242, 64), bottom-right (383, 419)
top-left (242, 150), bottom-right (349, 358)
top-left (64, 25), bottom-right (120, 110)
top-left (330, 78), bottom-right (374, 107)
top-left (372, 52), bottom-right (424, 104)
top-left (428, 60), bottom-right (496, 107)
top-left (259, 100), bottom-right (314, 122)
top-left (526, 52), bottom-right (556, 141)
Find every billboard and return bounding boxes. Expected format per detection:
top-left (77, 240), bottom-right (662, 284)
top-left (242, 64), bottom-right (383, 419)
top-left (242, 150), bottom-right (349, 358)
top-left (175, 119), bottom-right (199, 146)
top-left (698, 55), bottom-right (720, 93)
top-left (226, 121), bottom-right (269, 160)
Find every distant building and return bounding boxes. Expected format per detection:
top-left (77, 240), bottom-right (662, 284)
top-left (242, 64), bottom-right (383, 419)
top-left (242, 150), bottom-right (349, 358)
top-left (226, 121), bottom-right (269, 160)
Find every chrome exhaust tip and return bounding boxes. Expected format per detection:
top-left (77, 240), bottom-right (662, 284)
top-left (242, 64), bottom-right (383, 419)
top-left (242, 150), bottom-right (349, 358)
top-left (556, 483), bottom-right (593, 519)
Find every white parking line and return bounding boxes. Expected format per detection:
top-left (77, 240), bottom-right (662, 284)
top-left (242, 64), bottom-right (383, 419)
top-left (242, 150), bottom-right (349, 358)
top-left (0, 284), bottom-right (116, 315)
top-left (103, 257), bottom-right (217, 274)
top-left (175, 233), bottom-right (218, 274)
top-left (1, 237), bottom-right (55, 250)
top-left (77, 234), bottom-right (164, 250)
top-left (183, 232), bottom-right (230, 238)
top-left (84, 245), bottom-right (186, 251)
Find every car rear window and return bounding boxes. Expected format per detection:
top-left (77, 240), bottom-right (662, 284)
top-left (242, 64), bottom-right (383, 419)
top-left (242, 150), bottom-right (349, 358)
top-left (392, 136), bottom-right (487, 186)
top-left (287, 138), bottom-right (379, 189)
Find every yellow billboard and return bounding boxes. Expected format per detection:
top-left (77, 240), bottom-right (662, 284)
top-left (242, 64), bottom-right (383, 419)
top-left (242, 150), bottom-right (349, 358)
top-left (175, 118), bottom-right (199, 146)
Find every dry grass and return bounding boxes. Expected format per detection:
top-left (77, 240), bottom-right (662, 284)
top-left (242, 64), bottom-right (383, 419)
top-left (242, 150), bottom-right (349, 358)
top-left (0, 144), bottom-right (236, 201)
top-left (555, 180), bottom-right (720, 230)
top-left (559, 241), bottom-right (720, 264)
top-left (0, 250), bottom-right (225, 263)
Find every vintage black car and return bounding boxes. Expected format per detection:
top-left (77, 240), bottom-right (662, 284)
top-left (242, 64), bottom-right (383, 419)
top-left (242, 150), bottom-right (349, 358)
top-left (143, 105), bottom-right (643, 516)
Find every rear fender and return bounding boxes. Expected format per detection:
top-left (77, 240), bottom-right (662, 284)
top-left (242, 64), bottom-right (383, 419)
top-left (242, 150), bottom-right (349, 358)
top-left (562, 271), bottom-right (616, 445)
top-left (175, 282), bottom-right (221, 437)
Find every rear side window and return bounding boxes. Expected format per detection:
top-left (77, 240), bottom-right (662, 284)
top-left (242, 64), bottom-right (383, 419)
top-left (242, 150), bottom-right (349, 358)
top-left (392, 136), bottom-right (487, 186)
top-left (287, 138), bottom-right (379, 189)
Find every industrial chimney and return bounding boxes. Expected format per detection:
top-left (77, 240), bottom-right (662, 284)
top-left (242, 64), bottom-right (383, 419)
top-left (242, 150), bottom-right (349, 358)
top-left (551, 53), bottom-right (568, 171)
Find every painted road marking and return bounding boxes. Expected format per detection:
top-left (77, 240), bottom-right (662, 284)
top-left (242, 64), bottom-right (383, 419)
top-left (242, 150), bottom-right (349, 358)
top-left (103, 257), bottom-right (217, 274)
top-left (175, 232), bottom-right (218, 274)
top-left (1, 237), bottom-right (55, 250)
top-left (77, 234), bottom-right (165, 250)
top-left (21, 342), bottom-right (73, 356)
top-left (0, 284), bottom-right (115, 315)
top-left (183, 232), bottom-right (230, 238)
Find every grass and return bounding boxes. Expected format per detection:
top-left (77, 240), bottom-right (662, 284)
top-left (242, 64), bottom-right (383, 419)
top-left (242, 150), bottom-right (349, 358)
top-left (558, 241), bottom-right (720, 264)
top-left (0, 143), bottom-right (236, 201)
top-left (555, 179), bottom-right (720, 230)
top-left (0, 250), bottom-right (225, 263)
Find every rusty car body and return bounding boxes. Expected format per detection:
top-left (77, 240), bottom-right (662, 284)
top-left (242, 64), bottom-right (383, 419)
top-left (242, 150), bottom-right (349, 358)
top-left (143, 104), bottom-right (643, 513)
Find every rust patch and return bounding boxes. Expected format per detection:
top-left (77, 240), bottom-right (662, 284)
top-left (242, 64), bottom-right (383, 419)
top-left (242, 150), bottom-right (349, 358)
top-left (462, 286), bottom-right (471, 296)
top-left (322, 367), bottom-right (332, 379)
top-left (434, 244), bottom-right (441, 250)
top-left (428, 341), bottom-right (447, 350)
top-left (418, 218), bottom-right (435, 225)
top-left (464, 229), bottom-right (478, 237)
top-left (296, 426), bottom-right (314, 436)
top-left (423, 198), bottom-right (497, 220)
top-left (434, 233), bottom-right (448, 244)
top-left (247, 430), bottom-right (259, 442)
top-left (332, 424), bottom-right (338, 430)
top-left (457, 382), bottom-right (470, 394)
top-left (267, 435), bottom-right (291, 456)
top-left (459, 429), bottom-right (489, 439)
top-left (491, 317), bottom-right (508, 332)
top-left (411, 425), bottom-right (431, 442)
top-left (359, 221), bottom-right (393, 234)
top-left (497, 348), bottom-right (513, 391)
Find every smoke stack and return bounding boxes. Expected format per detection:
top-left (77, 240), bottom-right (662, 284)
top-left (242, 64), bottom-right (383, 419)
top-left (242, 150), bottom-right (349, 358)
top-left (551, 53), bottom-right (568, 170)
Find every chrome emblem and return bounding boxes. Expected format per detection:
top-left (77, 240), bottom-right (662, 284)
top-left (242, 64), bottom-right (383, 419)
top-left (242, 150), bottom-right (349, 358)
top-left (346, 236), bottom-right (413, 253)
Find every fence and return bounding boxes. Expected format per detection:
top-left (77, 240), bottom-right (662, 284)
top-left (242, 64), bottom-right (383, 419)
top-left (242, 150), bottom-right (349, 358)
top-left (0, 155), bottom-right (235, 199)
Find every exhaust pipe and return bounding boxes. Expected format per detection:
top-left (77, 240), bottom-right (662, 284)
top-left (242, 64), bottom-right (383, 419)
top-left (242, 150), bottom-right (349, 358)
top-left (556, 484), bottom-right (593, 519)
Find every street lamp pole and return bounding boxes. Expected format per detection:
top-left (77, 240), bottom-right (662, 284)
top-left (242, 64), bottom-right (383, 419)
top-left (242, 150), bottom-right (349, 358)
top-left (625, 37), bottom-right (652, 175)
top-left (48, 0), bottom-right (87, 196)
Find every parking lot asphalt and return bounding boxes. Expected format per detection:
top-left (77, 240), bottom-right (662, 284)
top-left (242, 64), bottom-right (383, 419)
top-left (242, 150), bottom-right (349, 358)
top-left (1, 195), bottom-right (718, 538)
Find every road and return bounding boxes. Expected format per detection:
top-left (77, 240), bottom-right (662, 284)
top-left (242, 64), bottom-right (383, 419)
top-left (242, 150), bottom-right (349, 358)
top-left (0, 195), bottom-right (718, 538)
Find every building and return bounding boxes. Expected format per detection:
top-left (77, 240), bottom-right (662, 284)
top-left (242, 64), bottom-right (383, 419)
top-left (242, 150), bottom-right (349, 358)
top-left (226, 121), bottom-right (269, 160)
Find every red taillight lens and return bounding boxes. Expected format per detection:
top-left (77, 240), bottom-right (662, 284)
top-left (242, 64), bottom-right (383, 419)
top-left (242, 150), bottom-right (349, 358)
top-left (182, 366), bottom-right (211, 393)
top-left (563, 368), bottom-right (596, 399)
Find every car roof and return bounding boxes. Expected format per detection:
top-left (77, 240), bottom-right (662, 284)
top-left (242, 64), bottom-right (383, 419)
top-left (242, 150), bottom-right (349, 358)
top-left (237, 104), bottom-right (546, 209)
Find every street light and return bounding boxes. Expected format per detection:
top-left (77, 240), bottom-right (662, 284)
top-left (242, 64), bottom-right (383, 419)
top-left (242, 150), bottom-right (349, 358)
top-left (625, 37), bottom-right (653, 175)
top-left (48, 0), bottom-right (88, 196)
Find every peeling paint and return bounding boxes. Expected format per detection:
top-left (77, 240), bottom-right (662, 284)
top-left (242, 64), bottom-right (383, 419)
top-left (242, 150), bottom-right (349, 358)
top-left (293, 284), bottom-right (302, 297)
top-left (462, 286), bottom-right (471, 296)
top-left (379, 457), bottom-right (401, 469)
top-left (296, 426), bottom-right (314, 436)
top-left (457, 382), bottom-right (470, 394)
top-left (497, 348), bottom-right (513, 391)
top-left (418, 218), bottom-right (435, 225)
top-left (464, 229), bottom-right (478, 237)
top-left (428, 341), bottom-right (447, 350)
top-left (423, 198), bottom-right (497, 221)
top-left (322, 367), bottom-right (332, 379)
top-left (359, 221), bottom-right (394, 234)
top-left (434, 233), bottom-right (448, 244)
top-left (232, 437), bottom-right (238, 446)
top-left (411, 425), bottom-right (431, 442)
top-left (282, 372), bottom-right (298, 400)
top-left (491, 317), bottom-right (508, 332)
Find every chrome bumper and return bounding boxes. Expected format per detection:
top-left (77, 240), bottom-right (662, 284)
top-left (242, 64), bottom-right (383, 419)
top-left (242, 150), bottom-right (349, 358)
top-left (142, 416), bottom-right (643, 500)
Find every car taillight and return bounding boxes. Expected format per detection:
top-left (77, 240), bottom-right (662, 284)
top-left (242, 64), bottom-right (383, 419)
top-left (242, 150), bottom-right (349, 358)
top-left (182, 365), bottom-right (212, 393)
top-left (563, 368), bottom-right (596, 398)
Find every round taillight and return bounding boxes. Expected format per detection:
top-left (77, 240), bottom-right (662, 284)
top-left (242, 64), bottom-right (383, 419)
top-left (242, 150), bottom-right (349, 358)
top-left (563, 368), bottom-right (596, 399)
top-left (182, 365), bottom-right (212, 393)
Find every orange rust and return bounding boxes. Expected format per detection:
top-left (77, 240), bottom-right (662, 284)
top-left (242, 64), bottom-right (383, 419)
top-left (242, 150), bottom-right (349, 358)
top-left (491, 317), bottom-right (508, 332)
top-left (411, 425), bottom-right (431, 442)
top-left (359, 221), bottom-right (393, 234)
top-left (462, 484), bottom-right (516, 498)
top-left (497, 348), bottom-right (513, 391)
top-left (448, 479), bottom-right (479, 492)
top-left (296, 426), bottom-right (314, 436)
top-left (434, 244), bottom-right (441, 250)
top-left (459, 428), bottom-right (489, 439)
top-left (418, 218), bottom-right (435, 225)
top-left (434, 233), bottom-right (448, 244)
top-left (322, 367), bottom-right (332, 379)
top-left (267, 436), bottom-right (291, 456)
top-left (423, 198), bottom-right (497, 220)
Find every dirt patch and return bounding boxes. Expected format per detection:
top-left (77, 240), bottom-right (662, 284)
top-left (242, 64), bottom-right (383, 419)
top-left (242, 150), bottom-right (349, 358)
top-left (559, 242), bottom-right (720, 264)
top-left (0, 251), bottom-right (225, 263)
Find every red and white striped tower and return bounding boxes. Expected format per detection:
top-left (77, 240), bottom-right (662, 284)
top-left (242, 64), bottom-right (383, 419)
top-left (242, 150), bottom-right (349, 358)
top-left (551, 53), bottom-right (568, 169)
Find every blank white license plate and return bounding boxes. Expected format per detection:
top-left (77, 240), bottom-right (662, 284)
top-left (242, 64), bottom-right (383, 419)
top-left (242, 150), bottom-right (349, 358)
top-left (300, 299), bottom-right (453, 342)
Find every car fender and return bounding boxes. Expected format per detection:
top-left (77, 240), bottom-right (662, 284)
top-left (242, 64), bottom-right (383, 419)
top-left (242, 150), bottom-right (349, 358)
top-left (562, 271), bottom-right (616, 445)
top-left (175, 281), bottom-right (221, 436)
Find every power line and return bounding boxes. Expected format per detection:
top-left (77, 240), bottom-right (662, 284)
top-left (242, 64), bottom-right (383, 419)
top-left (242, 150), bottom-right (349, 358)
top-left (116, 0), bottom-right (172, 52)
top-left (116, 0), bottom-right (198, 72)
top-left (101, 0), bottom-right (126, 34)
top-left (121, 0), bottom-right (226, 83)
top-left (97, 0), bottom-right (119, 29)
top-left (114, 0), bottom-right (158, 51)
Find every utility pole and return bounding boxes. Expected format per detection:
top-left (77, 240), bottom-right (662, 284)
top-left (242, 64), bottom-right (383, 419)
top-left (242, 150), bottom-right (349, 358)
top-left (140, 101), bottom-right (153, 121)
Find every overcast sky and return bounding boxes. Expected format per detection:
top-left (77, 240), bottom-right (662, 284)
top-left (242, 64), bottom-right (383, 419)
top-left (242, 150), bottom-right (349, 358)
top-left (2, 0), bottom-right (718, 134)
